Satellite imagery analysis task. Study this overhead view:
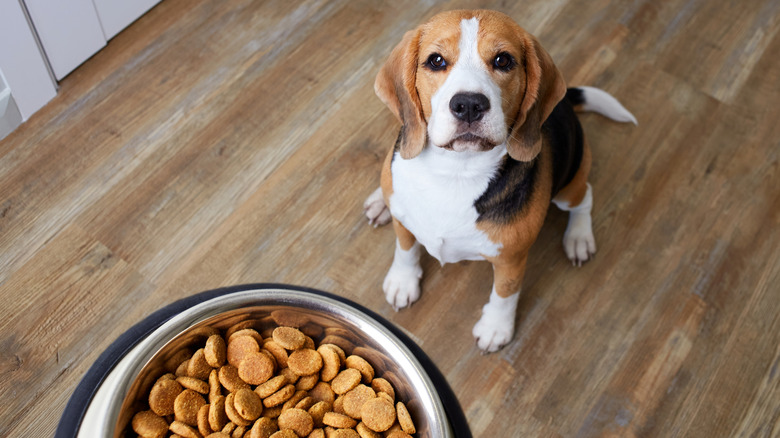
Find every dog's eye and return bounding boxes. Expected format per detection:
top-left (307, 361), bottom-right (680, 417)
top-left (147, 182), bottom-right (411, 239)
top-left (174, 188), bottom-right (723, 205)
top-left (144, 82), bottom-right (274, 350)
top-left (425, 53), bottom-right (447, 71)
top-left (493, 52), bottom-right (515, 71)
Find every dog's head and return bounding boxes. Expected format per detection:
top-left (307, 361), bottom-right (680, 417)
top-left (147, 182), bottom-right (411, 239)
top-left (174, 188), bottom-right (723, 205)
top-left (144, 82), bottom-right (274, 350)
top-left (375, 10), bottom-right (566, 161)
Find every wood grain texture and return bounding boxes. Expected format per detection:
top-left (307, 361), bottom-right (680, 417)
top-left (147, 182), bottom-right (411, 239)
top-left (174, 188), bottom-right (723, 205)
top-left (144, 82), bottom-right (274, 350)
top-left (1, 0), bottom-right (779, 436)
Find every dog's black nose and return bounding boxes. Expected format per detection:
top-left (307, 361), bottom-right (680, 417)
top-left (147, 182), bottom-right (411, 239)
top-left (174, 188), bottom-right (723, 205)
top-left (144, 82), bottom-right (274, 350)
top-left (449, 93), bottom-right (490, 123)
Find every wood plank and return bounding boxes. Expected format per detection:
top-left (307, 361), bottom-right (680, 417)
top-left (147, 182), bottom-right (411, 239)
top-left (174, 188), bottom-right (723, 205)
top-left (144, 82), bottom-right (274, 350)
top-left (0, 0), bottom-right (778, 436)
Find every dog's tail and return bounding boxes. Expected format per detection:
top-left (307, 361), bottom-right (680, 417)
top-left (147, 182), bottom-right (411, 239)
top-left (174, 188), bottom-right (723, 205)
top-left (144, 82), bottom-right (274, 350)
top-left (566, 86), bottom-right (637, 125)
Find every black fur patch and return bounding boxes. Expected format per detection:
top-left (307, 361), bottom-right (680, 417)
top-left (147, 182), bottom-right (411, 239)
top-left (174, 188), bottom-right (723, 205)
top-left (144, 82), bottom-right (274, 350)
top-left (546, 97), bottom-right (584, 195)
top-left (565, 87), bottom-right (586, 107)
top-left (474, 155), bottom-right (538, 224)
top-left (474, 96), bottom-right (584, 224)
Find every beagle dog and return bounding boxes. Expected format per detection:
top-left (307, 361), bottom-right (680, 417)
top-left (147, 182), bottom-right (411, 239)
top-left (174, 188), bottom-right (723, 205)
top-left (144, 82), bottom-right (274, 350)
top-left (364, 10), bottom-right (636, 352)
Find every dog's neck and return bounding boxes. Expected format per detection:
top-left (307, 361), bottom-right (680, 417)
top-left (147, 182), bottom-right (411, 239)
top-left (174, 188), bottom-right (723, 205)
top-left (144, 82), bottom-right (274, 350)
top-left (411, 142), bottom-right (508, 181)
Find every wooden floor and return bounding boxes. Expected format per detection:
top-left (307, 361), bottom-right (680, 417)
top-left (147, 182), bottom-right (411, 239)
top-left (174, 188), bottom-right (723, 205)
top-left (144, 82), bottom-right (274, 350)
top-left (1, 0), bottom-right (779, 436)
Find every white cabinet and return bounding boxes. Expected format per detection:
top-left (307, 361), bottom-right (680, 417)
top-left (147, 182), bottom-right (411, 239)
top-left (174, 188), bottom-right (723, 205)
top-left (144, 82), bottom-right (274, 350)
top-left (0, 0), bottom-right (161, 130)
top-left (23, 0), bottom-right (107, 80)
top-left (24, 0), bottom-right (162, 80)
top-left (92, 0), bottom-right (162, 40)
top-left (0, 0), bottom-right (57, 122)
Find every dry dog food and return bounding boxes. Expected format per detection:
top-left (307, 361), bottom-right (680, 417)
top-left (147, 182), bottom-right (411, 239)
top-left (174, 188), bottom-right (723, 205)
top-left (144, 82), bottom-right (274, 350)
top-left (130, 323), bottom-right (417, 438)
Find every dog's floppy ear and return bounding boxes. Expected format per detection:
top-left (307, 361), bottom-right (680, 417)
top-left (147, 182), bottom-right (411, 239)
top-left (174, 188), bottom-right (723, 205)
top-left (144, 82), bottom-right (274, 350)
top-left (507, 34), bottom-right (567, 162)
top-left (374, 29), bottom-right (427, 159)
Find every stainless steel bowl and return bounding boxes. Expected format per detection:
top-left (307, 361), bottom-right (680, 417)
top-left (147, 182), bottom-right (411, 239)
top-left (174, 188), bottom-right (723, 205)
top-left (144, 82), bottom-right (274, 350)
top-left (83, 287), bottom-right (453, 437)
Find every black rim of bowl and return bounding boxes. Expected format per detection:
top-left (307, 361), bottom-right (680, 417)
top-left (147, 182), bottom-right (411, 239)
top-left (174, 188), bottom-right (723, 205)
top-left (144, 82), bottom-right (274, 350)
top-left (54, 283), bottom-right (472, 437)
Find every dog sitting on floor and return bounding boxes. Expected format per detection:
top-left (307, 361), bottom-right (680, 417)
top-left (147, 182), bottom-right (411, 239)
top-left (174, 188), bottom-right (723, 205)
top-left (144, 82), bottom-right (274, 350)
top-left (364, 10), bottom-right (636, 352)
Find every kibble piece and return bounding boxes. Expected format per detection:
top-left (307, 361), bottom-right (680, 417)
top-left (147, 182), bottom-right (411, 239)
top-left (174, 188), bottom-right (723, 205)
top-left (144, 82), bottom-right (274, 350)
top-left (219, 365), bottom-right (250, 393)
top-left (320, 335), bottom-right (353, 353)
top-left (205, 433), bottom-right (231, 438)
top-left (149, 379), bottom-right (183, 416)
top-left (272, 326), bottom-right (307, 350)
top-left (376, 392), bottom-right (394, 405)
top-left (222, 422), bottom-right (236, 434)
top-left (209, 369), bottom-right (222, 401)
top-left (263, 405), bottom-right (283, 419)
top-left (205, 335), bottom-right (227, 368)
top-left (234, 388), bottom-right (263, 421)
top-left (384, 431), bottom-right (412, 438)
top-left (209, 395), bottom-right (229, 432)
top-left (232, 425), bottom-right (247, 438)
top-left (295, 374), bottom-right (319, 391)
top-left (308, 429), bottom-right (325, 438)
top-left (331, 369), bottom-right (361, 395)
top-left (255, 375), bottom-right (287, 398)
top-left (322, 412), bottom-right (357, 429)
top-left (238, 351), bottom-right (275, 385)
top-left (165, 349), bottom-right (193, 373)
top-left (308, 401), bottom-right (332, 428)
top-left (259, 349), bottom-right (279, 368)
top-left (174, 389), bottom-right (206, 426)
top-left (281, 390), bottom-right (308, 412)
top-left (169, 420), bottom-right (201, 438)
top-left (197, 403), bottom-right (212, 437)
top-left (356, 422), bottom-right (381, 438)
top-left (132, 410), bottom-right (168, 438)
top-left (345, 356), bottom-right (374, 384)
top-left (333, 396), bottom-right (346, 414)
top-left (226, 319), bottom-right (259, 339)
top-left (175, 359), bottom-right (189, 377)
top-left (268, 430), bottom-right (297, 438)
top-left (308, 382), bottom-right (335, 405)
top-left (396, 401), bottom-right (415, 434)
top-left (248, 417), bottom-right (278, 438)
top-left (277, 408), bottom-right (314, 436)
top-left (263, 341), bottom-right (289, 368)
top-left (317, 345), bottom-right (341, 382)
top-left (280, 367), bottom-right (299, 385)
top-left (229, 328), bottom-right (264, 344)
top-left (342, 385), bottom-right (376, 420)
top-left (227, 336), bottom-right (261, 367)
top-left (176, 376), bottom-right (209, 394)
top-left (224, 392), bottom-right (252, 426)
top-left (321, 343), bottom-right (346, 363)
top-left (331, 429), bottom-right (360, 438)
top-left (287, 349), bottom-right (323, 376)
top-left (188, 349), bottom-right (213, 380)
top-left (263, 384), bottom-right (296, 408)
top-left (295, 396), bottom-right (316, 411)
top-left (360, 398), bottom-right (395, 432)
top-left (369, 378), bottom-right (394, 401)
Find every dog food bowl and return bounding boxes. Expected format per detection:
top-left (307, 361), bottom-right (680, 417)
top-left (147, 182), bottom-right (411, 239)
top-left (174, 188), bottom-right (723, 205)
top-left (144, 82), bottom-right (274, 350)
top-left (55, 284), bottom-right (470, 437)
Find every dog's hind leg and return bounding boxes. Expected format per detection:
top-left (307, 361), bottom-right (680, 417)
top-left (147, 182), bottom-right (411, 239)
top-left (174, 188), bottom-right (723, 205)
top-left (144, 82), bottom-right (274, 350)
top-left (553, 139), bottom-right (596, 265)
top-left (364, 187), bottom-right (391, 226)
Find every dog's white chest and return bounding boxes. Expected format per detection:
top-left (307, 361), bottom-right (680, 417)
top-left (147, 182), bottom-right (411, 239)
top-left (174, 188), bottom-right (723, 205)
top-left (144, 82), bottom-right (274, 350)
top-left (388, 146), bottom-right (504, 264)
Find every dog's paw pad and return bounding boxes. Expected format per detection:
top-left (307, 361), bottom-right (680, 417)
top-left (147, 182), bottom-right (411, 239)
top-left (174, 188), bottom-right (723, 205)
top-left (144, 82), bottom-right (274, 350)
top-left (472, 315), bottom-right (514, 353)
top-left (382, 266), bottom-right (421, 310)
top-left (364, 187), bottom-right (391, 227)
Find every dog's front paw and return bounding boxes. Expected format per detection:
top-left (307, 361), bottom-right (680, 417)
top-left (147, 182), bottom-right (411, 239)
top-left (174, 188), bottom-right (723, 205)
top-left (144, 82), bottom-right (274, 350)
top-left (472, 312), bottom-right (515, 353)
top-left (364, 187), bottom-right (391, 227)
top-left (382, 264), bottom-right (422, 310)
top-left (563, 213), bottom-right (596, 266)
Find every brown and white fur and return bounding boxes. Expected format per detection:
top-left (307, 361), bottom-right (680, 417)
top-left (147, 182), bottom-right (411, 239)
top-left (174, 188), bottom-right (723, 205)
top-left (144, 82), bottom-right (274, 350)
top-left (363, 10), bottom-right (636, 352)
